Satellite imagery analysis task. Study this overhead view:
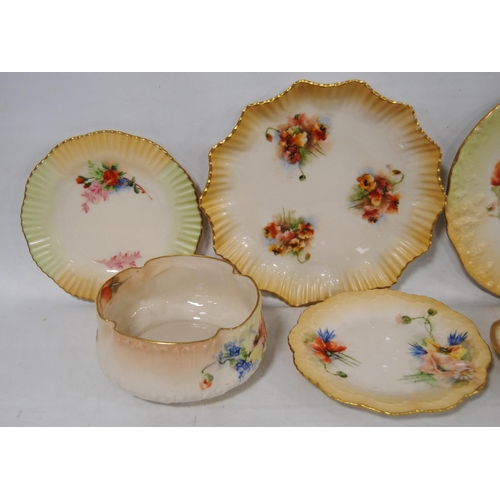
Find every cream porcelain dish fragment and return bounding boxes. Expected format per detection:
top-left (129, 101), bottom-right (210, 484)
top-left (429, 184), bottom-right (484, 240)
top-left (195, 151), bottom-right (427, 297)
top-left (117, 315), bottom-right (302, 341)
top-left (21, 130), bottom-right (202, 301)
top-left (288, 289), bottom-right (491, 415)
top-left (201, 80), bottom-right (445, 307)
top-left (96, 255), bottom-right (267, 404)
top-left (490, 319), bottom-right (500, 355)
top-left (446, 102), bottom-right (500, 296)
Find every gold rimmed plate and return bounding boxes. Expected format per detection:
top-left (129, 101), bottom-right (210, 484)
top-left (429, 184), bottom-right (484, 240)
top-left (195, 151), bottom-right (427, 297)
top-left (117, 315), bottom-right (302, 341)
top-left (201, 80), bottom-right (445, 306)
top-left (446, 102), bottom-right (500, 296)
top-left (21, 130), bottom-right (202, 301)
top-left (289, 289), bottom-right (491, 415)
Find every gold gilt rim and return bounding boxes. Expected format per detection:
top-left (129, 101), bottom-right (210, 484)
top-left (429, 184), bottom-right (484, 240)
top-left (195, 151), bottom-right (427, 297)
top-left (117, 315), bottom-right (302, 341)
top-left (20, 129), bottom-right (203, 301)
top-left (200, 79), bottom-right (445, 307)
top-left (96, 254), bottom-right (262, 346)
top-left (445, 101), bottom-right (500, 298)
top-left (288, 289), bottom-right (491, 416)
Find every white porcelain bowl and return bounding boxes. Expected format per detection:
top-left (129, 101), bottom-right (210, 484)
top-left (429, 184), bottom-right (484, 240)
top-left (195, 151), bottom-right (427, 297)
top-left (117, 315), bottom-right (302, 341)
top-left (96, 255), bottom-right (267, 403)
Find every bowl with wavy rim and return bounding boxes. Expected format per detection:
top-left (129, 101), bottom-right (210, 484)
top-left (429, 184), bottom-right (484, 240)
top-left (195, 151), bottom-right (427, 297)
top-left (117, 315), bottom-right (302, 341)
top-left (96, 255), bottom-right (267, 403)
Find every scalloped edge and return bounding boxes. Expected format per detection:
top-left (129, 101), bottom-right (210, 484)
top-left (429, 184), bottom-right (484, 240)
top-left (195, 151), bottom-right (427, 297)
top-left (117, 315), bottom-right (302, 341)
top-left (95, 254), bottom-right (261, 346)
top-left (288, 289), bottom-right (491, 415)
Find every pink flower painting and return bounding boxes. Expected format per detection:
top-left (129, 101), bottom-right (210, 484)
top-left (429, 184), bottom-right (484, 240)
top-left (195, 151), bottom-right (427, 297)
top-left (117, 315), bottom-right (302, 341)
top-left (95, 251), bottom-right (141, 270)
top-left (397, 309), bottom-right (474, 386)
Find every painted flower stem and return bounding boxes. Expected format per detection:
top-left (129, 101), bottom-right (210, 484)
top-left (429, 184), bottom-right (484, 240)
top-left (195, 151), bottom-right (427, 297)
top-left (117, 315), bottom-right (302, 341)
top-left (323, 365), bottom-right (348, 378)
top-left (296, 252), bottom-right (310, 263)
top-left (331, 352), bottom-right (361, 367)
top-left (298, 164), bottom-right (306, 181)
top-left (312, 144), bottom-right (327, 156)
top-left (391, 171), bottom-right (404, 185)
top-left (134, 182), bottom-right (153, 200)
top-left (407, 313), bottom-right (435, 340)
top-left (265, 127), bottom-right (280, 135)
top-left (201, 353), bottom-right (237, 375)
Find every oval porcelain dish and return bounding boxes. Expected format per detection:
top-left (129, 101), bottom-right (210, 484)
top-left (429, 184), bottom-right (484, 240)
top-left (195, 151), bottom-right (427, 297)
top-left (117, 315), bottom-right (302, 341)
top-left (201, 80), bottom-right (445, 306)
top-left (96, 255), bottom-right (267, 403)
top-left (288, 289), bottom-right (491, 415)
top-left (21, 130), bottom-right (202, 301)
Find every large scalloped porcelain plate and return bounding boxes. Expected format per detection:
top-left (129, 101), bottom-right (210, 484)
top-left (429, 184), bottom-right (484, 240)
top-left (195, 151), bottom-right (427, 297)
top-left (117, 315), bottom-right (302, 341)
top-left (201, 80), bottom-right (445, 306)
top-left (446, 102), bottom-right (500, 296)
top-left (288, 290), bottom-right (491, 415)
top-left (21, 130), bottom-right (202, 301)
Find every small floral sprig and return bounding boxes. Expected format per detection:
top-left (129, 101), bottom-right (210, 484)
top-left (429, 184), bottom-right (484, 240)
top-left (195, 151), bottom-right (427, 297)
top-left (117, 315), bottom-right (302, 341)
top-left (200, 318), bottom-right (267, 390)
top-left (266, 113), bottom-right (329, 181)
top-left (262, 209), bottom-right (314, 264)
top-left (305, 328), bottom-right (360, 378)
top-left (349, 166), bottom-right (404, 223)
top-left (395, 308), bottom-right (437, 336)
top-left (487, 160), bottom-right (500, 218)
top-left (95, 251), bottom-right (141, 270)
top-left (76, 160), bottom-right (151, 213)
top-left (396, 309), bottom-right (474, 385)
top-left (99, 275), bottom-right (129, 306)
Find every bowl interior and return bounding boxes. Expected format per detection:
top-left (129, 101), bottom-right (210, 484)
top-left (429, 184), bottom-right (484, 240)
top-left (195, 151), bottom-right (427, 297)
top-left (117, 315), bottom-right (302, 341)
top-left (102, 258), bottom-right (258, 343)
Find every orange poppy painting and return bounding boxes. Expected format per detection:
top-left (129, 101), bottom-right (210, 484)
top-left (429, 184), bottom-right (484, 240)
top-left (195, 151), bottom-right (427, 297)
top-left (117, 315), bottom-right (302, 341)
top-left (266, 113), bottom-right (329, 181)
top-left (305, 328), bottom-right (360, 378)
top-left (349, 167), bottom-right (404, 223)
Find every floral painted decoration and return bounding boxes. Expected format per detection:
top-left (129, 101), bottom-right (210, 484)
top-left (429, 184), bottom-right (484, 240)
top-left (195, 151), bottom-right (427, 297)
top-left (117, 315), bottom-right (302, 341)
top-left (487, 160), bottom-right (500, 218)
top-left (76, 160), bottom-right (151, 213)
top-left (99, 276), bottom-right (127, 306)
top-left (266, 113), bottom-right (329, 181)
top-left (262, 209), bottom-right (314, 264)
top-left (349, 167), bottom-right (404, 223)
top-left (200, 318), bottom-right (267, 390)
top-left (95, 251), bottom-right (141, 270)
top-left (305, 328), bottom-right (360, 378)
top-left (397, 309), bottom-right (474, 385)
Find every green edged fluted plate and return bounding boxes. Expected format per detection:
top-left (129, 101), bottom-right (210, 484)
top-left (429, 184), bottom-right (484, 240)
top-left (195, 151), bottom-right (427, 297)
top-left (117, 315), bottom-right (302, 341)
top-left (21, 130), bottom-right (202, 301)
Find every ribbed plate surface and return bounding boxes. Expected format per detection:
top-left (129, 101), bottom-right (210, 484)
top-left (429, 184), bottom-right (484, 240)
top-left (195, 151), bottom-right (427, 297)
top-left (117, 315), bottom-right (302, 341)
top-left (201, 80), bottom-right (444, 306)
top-left (21, 130), bottom-right (202, 301)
